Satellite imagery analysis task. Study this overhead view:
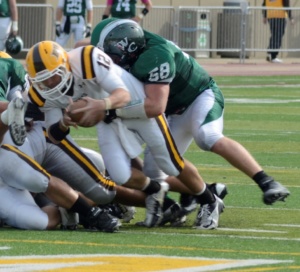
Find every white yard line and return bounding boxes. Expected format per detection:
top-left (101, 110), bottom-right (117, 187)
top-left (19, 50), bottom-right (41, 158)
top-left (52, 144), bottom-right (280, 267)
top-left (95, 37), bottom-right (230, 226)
top-left (121, 231), bottom-right (300, 242)
top-left (265, 224), bottom-right (300, 228)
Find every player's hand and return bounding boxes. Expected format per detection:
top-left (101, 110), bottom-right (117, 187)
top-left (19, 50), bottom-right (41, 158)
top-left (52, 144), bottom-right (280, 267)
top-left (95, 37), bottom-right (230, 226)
top-left (55, 23), bottom-right (62, 37)
top-left (69, 96), bottom-right (106, 127)
top-left (85, 25), bottom-right (91, 38)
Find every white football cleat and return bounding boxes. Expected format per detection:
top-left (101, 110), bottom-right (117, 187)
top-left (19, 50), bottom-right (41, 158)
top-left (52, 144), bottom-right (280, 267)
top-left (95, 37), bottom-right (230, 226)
top-left (7, 97), bottom-right (27, 146)
top-left (144, 181), bottom-right (169, 227)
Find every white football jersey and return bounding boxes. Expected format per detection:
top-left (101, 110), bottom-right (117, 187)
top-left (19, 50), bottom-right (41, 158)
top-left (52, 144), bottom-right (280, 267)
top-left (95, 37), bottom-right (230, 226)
top-left (29, 45), bottom-right (145, 128)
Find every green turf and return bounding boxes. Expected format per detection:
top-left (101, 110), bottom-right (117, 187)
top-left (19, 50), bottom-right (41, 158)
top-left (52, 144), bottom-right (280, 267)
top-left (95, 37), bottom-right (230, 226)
top-left (0, 75), bottom-right (299, 271)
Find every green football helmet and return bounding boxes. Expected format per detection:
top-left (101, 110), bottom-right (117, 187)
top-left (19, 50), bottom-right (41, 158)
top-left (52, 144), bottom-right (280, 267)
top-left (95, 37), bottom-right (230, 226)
top-left (5, 35), bottom-right (23, 55)
top-left (96, 19), bottom-right (145, 70)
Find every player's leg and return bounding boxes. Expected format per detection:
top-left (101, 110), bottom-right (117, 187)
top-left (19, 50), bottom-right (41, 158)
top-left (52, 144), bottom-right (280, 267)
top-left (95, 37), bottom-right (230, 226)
top-left (97, 121), bottom-right (168, 227)
top-left (0, 145), bottom-right (120, 232)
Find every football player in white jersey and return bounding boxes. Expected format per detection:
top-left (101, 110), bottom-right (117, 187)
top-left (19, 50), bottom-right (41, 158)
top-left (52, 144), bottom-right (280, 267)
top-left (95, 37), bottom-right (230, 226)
top-left (0, 52), bottom-right (121, 231)
top-left (26, 41), bottom-right (224, 229)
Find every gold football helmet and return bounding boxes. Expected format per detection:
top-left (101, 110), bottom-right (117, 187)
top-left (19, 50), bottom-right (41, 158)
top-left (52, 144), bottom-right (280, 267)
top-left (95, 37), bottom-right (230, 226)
top-left (26, 41), bottom-right (73, 100)
top-left (0, 51), bottom-right (12, 58)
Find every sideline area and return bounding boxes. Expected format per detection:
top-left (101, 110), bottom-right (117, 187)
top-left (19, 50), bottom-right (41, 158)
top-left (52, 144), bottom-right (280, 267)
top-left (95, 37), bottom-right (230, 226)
top-left (197, 57), bottom-right (300, 76)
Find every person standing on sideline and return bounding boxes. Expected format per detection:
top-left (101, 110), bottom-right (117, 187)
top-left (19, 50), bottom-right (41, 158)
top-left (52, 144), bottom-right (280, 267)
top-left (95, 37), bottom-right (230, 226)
top-left (263, 0), bottom-right (294, 63)
top-left (0, 0), bottom-right (18, 51)
top-left (55, 0), bottom-right (93, 47)
top-left (102, 0), bottom-right (152, 23)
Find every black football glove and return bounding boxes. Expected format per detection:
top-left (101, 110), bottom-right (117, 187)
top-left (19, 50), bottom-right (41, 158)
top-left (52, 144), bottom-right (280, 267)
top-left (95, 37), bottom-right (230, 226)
top-left (104, 110), bottom-right (117, 124)
top-left (55, 23), bottom-right (62, 37)
top-left (85, 25), bottom-right (91, 38)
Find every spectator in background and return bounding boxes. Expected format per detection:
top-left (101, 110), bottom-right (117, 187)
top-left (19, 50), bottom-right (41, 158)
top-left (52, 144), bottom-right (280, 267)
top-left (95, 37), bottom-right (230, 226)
top-left (55, 0), bottom-right (93, 47)
top-left (102, 0), bottom-right (152, 23)
top-left (0, 0), bottom-right (18, 51)
top-left (262, 0), bottom-right (294, 63)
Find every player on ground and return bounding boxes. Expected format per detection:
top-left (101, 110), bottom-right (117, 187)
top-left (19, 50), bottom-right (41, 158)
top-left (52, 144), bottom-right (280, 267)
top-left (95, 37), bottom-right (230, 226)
top-left (25, 41), bottom-right (224, 229)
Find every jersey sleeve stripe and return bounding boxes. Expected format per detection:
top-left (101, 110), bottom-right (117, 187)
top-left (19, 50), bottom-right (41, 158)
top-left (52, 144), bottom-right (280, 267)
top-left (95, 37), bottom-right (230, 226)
top-left (81, 46), bottom-right (96, 79)
top-left (156, 114), bottom-right (185, 171)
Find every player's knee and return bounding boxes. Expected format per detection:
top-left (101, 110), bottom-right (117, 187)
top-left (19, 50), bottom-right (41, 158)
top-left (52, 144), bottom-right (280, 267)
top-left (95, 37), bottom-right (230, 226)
top-left (22, 172), bottom-right (49, 193)
top-left (84, 185), bottom-right (116, 205)
top-left (195, 129), bottom-right (224, 151)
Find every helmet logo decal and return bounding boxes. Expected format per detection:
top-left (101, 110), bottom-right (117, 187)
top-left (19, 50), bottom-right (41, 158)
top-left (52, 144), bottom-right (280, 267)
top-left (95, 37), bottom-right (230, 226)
top-left (52, 43), bottom-right (63, 62)
top-left (116, 37), bottom-right (138, 53)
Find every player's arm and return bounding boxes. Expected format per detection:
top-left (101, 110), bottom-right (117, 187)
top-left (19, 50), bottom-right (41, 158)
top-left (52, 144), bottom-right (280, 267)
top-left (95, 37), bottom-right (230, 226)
top-left (69, 47), bottom-right (130, 126)
top-left (85, 0), bottom-right (93, 37)
top-left (74, 38), bottom-right (90, 48)
top-left (102, 0), bottom-right (112, 20)
top-left (9, 0), bottom-right (18, 35)
top-left (45, 107), bottom-right (71, 144)
top-left (132, 53), bottom-right (174, 118)
top-left (133, 0), bottom-right (152, 22)
top-left (143, 83), bottom-right (169, 117)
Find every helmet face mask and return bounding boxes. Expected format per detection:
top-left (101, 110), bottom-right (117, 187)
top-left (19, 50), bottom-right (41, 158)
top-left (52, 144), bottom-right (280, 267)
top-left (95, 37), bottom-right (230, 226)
top-left (5, 35), bottom-right (23, 55)
top-left (31, 65), bottom-right (73, 101)
top-left (26, 41), bottom-right (73, 101)
top-left (98, 20), bottom-right (145, 70)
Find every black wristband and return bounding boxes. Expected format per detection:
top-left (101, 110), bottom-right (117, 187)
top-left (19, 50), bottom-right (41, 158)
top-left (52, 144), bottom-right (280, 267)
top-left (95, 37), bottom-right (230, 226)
top-left (49, 121), bottom-right (70, 142)
top-left (102, 14), bottom-right (109, 20)
top-left (142, 8), bottom-right (149, 16)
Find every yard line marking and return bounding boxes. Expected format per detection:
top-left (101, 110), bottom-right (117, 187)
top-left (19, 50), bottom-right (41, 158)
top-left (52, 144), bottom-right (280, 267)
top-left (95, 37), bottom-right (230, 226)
top-left (120, 231), bottom-right (300, 244)
top-left (265, 224), bottom-right (300, 228)
top-left (226, 98), bottom-right (300, 104)
top-left (225, 206), bottom-right (300, 212)
top-left (0, 247), bottom-right (10, 250)
top-left (221, 84), bottom-right (300, 88)
top-left (218, 228), bottom-right (286, 233)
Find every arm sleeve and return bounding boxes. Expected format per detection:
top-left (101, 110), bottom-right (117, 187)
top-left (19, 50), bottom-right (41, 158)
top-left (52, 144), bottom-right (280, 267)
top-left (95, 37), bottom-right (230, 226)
top-left (57, 0), bottom-right (65, 9)
top-left (86, 0), bottom-right (93, 10)
top-left (262, 0), bottom-right (267, 18)
top-left (283, 0), bottom-right (292, 19)
top-left (92, 49), bottom-right (129, 94)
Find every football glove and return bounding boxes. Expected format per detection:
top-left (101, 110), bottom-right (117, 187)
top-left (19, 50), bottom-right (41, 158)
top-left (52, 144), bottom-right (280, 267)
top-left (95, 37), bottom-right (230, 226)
top-left (85, 25), bottom-right (92, 38)
top-left (55, 23), bottom-right (62, 37)
top-left (104, 109), bottom-right (117, 124)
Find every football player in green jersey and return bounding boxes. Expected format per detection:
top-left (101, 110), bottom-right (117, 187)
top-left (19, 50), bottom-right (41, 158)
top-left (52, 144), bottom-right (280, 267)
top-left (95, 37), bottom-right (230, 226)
top-left (102, 0), bottom-right (152, 23)
top-left (0, 0), bottom-right (18, 51)
top-left (90, 18), bottom-right (290, 215)
top-left (55, 0), bottom-right (93, 47)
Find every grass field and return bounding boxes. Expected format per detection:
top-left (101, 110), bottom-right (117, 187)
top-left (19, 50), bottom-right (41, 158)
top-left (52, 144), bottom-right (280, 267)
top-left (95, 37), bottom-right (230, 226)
top-left (0, 75), bottom-right (299, 271)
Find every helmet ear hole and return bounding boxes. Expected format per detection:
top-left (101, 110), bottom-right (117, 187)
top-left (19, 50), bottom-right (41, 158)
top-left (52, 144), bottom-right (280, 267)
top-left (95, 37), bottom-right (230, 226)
top-left (5, 35), bottom-right (23, 55)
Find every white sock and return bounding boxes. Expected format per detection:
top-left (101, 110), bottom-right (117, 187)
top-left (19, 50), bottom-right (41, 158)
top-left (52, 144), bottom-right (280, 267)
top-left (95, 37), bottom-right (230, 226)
top-left (195, 183), bottom-right (207, 196)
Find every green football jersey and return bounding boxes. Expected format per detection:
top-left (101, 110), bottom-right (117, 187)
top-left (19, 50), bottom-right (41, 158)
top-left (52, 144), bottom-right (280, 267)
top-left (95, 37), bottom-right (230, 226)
top-left (91, 18), bottom-right (220, 115)
top-left (111, 0), bottom-right (137, 19)
top-left (0, 58), bottom-right (28, 101)
top-left (63, 0), bottom-right (87, 17)
top-left (0, 0), bottom-right (10, 17)
top-left (131, 30), bottom-right (213, 115)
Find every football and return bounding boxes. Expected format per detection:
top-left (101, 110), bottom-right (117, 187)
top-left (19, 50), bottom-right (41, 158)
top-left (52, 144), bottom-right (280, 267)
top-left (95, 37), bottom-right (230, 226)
top-left (68, 99), bottom-right (87, 124)
top-left (67, 98), bottom-right (106, 127)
